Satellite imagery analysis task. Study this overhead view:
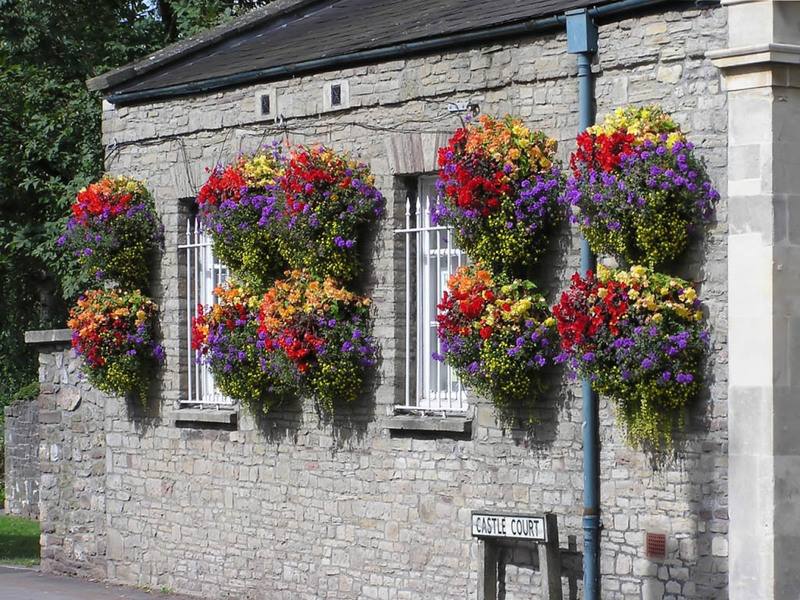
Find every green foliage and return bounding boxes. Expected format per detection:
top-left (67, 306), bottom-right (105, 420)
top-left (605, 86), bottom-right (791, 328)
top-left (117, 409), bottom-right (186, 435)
top-left (0, 0), bottom-right (270, 410)
top-left (160, 0), bottom-right (266, 39)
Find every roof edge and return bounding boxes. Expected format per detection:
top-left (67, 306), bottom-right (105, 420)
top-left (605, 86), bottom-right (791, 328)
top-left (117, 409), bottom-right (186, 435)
top-left (87, 0), bottom-right (320, 93)
top-left (97, 0), bottom-right (718, 103)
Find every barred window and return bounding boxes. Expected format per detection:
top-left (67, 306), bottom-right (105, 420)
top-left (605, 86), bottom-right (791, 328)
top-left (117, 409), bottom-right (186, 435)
top-left (395, 176), bottom-right (468, 412)
top-left (179, 218), bottom-right (233, 407)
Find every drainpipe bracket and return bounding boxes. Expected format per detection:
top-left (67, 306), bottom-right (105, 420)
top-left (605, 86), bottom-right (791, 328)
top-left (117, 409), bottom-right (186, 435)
top-left (565, 9), bottom-right (598, 55)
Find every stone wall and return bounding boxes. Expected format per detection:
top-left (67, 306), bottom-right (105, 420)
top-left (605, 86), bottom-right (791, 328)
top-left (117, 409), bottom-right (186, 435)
top-left (36, 4), bottom-right (730, 600)
top-left (32, 330), bottom-right (109, 580)
top-left (3, 396), bottom-right (40, 519)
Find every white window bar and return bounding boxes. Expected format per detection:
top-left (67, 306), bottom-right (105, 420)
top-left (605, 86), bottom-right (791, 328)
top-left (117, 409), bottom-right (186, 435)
top-left (179, 218), bottom-right (234, 407)
top-left (394, 183), bottom-right (468, 413)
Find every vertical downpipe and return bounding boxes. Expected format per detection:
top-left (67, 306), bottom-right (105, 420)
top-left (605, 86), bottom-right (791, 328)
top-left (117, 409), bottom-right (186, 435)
top-left (565, 9), bottom-right (600, 600)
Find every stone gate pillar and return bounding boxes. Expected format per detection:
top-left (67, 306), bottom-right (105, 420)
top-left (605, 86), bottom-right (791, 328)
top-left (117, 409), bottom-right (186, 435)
top-left (710, 2), bottom-right (800, 598)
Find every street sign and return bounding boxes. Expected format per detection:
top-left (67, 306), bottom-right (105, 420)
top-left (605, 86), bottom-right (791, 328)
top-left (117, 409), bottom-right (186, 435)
top-left (471, 512), bottom-right (548, 542)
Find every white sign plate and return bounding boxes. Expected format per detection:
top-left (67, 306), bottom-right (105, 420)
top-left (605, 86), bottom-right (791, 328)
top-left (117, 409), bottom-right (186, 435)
top-left (471, 513), bottom-right (547, 542)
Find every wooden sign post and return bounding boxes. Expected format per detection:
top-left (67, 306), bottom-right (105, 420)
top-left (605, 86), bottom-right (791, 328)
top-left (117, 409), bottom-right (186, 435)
top-left (472, 512), bottom-right (562, 600)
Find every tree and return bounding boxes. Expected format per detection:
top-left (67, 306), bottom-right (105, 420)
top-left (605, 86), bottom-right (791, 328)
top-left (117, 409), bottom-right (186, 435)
top-left (0, 0), bottom-right (270, 410)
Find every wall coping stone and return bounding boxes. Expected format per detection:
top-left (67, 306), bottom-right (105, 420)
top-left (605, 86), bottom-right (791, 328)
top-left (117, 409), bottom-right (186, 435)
top-left (24, 329), bottom-right (72, 346)
top-left (169, 408), bottom-right (238, 426)
top-left (385, 414), bottom-right (472, 434)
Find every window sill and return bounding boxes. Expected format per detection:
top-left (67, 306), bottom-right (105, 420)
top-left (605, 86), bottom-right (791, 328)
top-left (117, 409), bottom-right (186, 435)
top-left (385, 414), bottom-right (472, 435)
top-left (169, 408), bottom-right (238, 427)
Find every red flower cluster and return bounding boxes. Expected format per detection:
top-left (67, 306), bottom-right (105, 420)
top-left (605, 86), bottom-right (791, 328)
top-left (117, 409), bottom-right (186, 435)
top-left (570, 131), bottom-right (635, 176)
top-left (196, 165), bottom-right (246, 210)
top-left (438, 128), bottom-right (513, 216)
top-left (275, 329), bottom-right (325, 373)
top-left (553, 271), bottom-right (632, 353)
top-left (436, 268), bottom-right (494, 339)
top-left (72, 178), bottom-right (132, 227)
top-left (282, 148), bottom-right (336, 215)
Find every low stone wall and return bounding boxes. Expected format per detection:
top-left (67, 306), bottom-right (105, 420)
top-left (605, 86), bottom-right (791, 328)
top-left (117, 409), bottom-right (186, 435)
top-left (27, 329), bottom-right (109, 580)
top-left (3, 395), bottom-right (40, 519)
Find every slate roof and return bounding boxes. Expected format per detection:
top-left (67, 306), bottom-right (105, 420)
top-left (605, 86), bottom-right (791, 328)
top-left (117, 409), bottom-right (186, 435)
top-left (90, 0), bottom-right (703, 103)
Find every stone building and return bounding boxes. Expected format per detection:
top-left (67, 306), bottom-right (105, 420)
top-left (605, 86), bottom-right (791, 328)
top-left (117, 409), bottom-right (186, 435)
top-left (12, 0), bottom-right (800, 598)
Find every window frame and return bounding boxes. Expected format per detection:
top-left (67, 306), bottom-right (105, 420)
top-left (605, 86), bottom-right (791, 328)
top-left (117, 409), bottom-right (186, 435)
top-left (395, 176), bottom-right (468, 414)
top-left (178, 216), bottom-right (235, 410)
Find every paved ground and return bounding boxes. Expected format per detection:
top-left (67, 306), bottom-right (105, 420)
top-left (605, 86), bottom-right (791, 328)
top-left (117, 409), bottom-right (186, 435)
top-left (0, 565), bottom-right (200, 600)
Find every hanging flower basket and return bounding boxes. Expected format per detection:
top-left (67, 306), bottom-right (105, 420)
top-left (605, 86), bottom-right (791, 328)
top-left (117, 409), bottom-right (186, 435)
top-left (434, 115), bottom-right (566, 276)
top-left (552, 264), bottom-right (709, 449)
top-left (258, 270), bottom-right (378, 414)
top-left (435, 265), bottom-right (558, 421)
top-left (68, 288), bottom-right (164, 402)
top-left (564, 105), bottom-right (719, 268)
top-left (192, 283), bottom-right (293, 412)
top-left (60, 175), bottom-right (164, 290)
top-left (195, 144), bottom-right (287, 287)
top-left (193, 272), bottom-right (378, 415)
top-left (278, 145), bottom-right (385, 282)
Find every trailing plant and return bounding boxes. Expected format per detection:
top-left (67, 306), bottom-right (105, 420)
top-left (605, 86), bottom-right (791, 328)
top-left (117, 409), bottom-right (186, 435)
top-left (59, 175), bottom-right (164, 290)
top-left (434, 115), bottom-right (566, 276)
top-left (552, 264), bottom-right (708, 449)
top-left (195, 144), bottom-right (287, 287)
top-left (278, 145), bottom-right (385, 282)
top-left (564, 105), bottom-right (719, 268)
top-left (258, 270), bottom-right (377, 414)
top-left (435, 265), bottom-right (558, 421)
top-left (191, 282), bottom-right (293, 412)
top-left (68, 288), bottom-right (163, 402)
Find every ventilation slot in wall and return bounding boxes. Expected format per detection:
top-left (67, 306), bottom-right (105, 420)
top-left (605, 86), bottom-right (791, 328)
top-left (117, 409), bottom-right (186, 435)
top-left (255, 89), bottom-right (277, 120)
top-left (645, 532), bottom-right (667, 560)
top-left (323, 80), bottom-right (349, 111)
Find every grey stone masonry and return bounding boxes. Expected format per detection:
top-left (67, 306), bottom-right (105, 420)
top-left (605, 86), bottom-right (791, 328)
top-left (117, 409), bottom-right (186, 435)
top-left (3, 396), bottom-right (40, 520)
top-left (35, 334), bottom-right (109, 581)
top-left (36, 4), bottom-right (730, 600)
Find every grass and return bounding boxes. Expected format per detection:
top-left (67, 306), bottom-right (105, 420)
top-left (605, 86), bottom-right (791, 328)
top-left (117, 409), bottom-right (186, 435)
top-left (0, 514), bottom-right (40, 566)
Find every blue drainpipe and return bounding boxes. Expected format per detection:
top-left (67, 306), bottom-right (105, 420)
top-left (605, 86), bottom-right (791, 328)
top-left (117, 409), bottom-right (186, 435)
top-left (566, 9), bottom-right (600, 600)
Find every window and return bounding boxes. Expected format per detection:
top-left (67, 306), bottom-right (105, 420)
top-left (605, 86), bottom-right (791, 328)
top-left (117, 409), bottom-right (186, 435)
top-left (330, 83), bottom-right (342, 107)
top-left (395, 176), bottom-right (468, 412)
top-left (180, 217), bottom-right (233, 407)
